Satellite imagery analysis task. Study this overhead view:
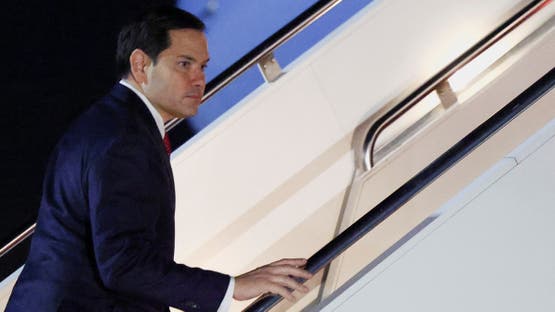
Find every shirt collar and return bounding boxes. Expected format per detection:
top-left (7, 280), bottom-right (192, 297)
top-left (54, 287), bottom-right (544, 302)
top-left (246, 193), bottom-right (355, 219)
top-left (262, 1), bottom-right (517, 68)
top-left (119, 79), bottom-right (165, 138)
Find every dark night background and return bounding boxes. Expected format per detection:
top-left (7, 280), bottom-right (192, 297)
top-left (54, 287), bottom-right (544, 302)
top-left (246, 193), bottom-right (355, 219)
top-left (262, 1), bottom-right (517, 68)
top-left (2, 0), bottom-right (183, 279)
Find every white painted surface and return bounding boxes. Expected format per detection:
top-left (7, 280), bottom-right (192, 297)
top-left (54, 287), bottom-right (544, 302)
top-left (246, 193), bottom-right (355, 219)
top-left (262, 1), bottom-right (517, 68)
top-left (322, 10), bottom-right (555, 295)
top-left (169, 0), bottom-right (531, 274)
top-left (0, 267), bottom-right (21, 310)
top-left (316, 119), bottom-right (555, 312)
top-left (2, 1), bottom-right (544, 311)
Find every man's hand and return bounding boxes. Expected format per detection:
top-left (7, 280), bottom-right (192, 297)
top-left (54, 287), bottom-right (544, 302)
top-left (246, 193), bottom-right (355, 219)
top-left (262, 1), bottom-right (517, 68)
top-left (233, 258), bottom-right (313, 302)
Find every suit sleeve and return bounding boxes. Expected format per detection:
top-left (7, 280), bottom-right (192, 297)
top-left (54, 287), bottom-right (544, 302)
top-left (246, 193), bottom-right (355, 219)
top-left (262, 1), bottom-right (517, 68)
top-left (87, 134), bottom-right (230, 312)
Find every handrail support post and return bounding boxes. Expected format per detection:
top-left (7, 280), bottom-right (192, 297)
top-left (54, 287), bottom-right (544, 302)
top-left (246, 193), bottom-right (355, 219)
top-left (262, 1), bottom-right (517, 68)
top-left (436, 80), bottom-right (458, 109)
top-left (257, 52), bottom-right (284, 82)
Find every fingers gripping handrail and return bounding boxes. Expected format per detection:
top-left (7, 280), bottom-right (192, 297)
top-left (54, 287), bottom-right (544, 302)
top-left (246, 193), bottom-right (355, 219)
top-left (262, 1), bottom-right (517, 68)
top-left (244, 66), bottom-right (555, 312)
top-left (244, 0), bottom-right (552, 310)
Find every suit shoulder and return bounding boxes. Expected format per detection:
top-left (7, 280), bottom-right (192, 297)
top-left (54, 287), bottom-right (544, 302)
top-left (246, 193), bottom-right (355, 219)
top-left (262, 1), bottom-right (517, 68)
top-left (69, 92), bottom-right (148, 144)
top-left (50, 94), bottom-right (151, 168)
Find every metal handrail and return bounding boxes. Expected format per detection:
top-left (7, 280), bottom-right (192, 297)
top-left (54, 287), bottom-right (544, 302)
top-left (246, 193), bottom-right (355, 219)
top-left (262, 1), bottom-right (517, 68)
top-left (0, 224), bottom-right (35, 258)
top-left (165, 0), bottom-right (342, 132)
top-left (244, 66), bottom-right (555, 312)
top-left (363, 0), bottom-right (549, 169)
top-left (244, 0), bottom-right (552, 310)
top-left (0, 0), bottom-right (344, 261)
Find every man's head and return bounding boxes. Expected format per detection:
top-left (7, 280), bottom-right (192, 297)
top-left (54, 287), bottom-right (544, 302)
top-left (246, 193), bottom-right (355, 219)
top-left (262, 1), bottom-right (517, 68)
top-left (117, 6), bottom-right (209, 121)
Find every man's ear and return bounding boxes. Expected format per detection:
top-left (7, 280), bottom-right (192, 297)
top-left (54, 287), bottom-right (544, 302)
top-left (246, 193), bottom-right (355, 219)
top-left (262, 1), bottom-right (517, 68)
top-left (129, 49), bottom-right (151, 85)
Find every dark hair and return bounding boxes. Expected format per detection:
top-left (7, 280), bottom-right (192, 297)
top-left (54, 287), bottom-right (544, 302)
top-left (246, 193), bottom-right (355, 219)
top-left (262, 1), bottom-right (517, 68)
top-left (116, 6), bottom-right (205, 78)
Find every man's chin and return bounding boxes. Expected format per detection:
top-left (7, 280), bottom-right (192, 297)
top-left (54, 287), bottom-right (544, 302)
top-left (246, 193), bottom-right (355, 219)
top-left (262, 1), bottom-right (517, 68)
top-left (187, 106), bottom-right (199, 117)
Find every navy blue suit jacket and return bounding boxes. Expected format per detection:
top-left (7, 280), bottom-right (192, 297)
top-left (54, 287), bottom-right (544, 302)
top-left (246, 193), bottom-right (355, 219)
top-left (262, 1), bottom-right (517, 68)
top-left (7, 84), bottom-right (229, 312)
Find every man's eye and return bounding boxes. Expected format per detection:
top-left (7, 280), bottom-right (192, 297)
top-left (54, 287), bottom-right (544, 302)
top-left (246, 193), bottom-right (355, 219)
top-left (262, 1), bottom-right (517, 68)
top-left (201, 64), bottom-right (208, 71)
top-left (178, 61), bottom-right (191, 67)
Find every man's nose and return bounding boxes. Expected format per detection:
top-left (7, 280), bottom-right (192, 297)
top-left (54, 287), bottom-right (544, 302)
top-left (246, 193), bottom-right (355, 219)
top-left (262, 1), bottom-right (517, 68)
top-left (191, 68), bottom-right (205, 88)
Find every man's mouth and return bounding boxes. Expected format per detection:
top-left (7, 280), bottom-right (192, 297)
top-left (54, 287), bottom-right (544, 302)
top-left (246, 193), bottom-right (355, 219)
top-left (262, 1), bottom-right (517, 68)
top-left (186, 92), bottom-right (203, 100)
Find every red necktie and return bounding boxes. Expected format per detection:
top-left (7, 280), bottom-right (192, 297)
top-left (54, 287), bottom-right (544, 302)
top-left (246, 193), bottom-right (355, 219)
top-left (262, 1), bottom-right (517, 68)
top-left (163, 133), bottom-right (172, 155)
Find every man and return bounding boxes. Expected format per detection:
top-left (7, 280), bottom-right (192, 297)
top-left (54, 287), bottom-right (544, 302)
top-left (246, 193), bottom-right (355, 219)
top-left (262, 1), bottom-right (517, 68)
top-left (7, 6), bottom-right (311, 312)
